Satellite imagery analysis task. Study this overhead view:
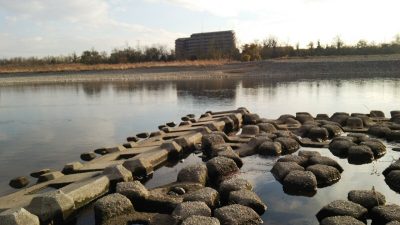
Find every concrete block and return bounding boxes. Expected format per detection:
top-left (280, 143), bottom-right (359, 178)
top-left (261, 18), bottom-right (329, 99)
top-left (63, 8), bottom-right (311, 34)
top-left (0, 208), bottom-right (40, 225)
top-left (62, 162), bottom-right (83, 174)
top-left (37, 171), bottom-right (64, 183)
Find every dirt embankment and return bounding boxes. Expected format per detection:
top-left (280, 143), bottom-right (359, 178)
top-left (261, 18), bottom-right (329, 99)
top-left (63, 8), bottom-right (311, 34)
top-left (1, 55), bottom-right (400, 85)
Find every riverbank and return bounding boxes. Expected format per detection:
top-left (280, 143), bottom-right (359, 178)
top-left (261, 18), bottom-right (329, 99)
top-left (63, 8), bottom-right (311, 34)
top-left (1, 54), bottom-right (400, 86)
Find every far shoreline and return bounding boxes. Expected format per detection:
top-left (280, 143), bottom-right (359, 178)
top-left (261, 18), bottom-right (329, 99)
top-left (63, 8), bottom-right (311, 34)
top-left (1, 54), bottom-right (400, 86)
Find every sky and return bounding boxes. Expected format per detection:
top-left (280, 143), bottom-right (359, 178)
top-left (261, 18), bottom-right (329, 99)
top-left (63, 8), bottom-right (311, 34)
top-left (0, 0), bottom-right (399, 57)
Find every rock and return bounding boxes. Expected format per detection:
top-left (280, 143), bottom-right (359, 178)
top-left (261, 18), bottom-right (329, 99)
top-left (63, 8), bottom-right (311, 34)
top-left (177, 163), bottom-right (208, 186)
top-left (391, 111), bottom-right (400, 118)
top-left (219, 177), bottom-right (253, 201)
top-left (37, 171), bottom-right (64, 183)
top-left (116, 181), bottom-right (149, 201)
top-left (308, 156), bottom-right (344, 173)
top-left (257, 123), bottom-right (277, 133)
top-left (347, 190), bottom-right (386, 210)
top-left (316, 200), bottom-right (368, 222)
top-left (298, 150), bottom-right (321, 158)
top-left (330, 113), bottom-right (350, 126)
top-left (94, 193), bottom-right (134, 225)
top-left (361, 140), bottom-right (386, 158)
top-left (80, 152), bottom-right (97, 161)
top-left (346, 117), bottom-right (364, 129)
top-left (297, 124), bottom-right (316, 137)
top-left (228, 189), bottom-right (267, 215)
top-left (277, 155), bottom-right (308, 167)
top-left (306, 164), bottom-right (341, 187)
top-left (149, 214), bottom-right (178, 225)
top-left (320, 216), bottom-right (365, 225)
top-left (9, 176), bottom-right (29, 189)
top-left (122, 158), bottom-right (153, 178)
top-left (282, 170), bottom-right (317, 196)
top-left (370, 204), bottom-right (400, 224)
top-left (347, 133), bottom-right (369, 144)
top-left (369, 125), bottom-right (391, 138)
top-left (212, 146), bottom-right (243, 168)
top-left (257, 141), bottom-right (282, 156)
top-left (270, 162), bottom-right (305, 181)
top-left (370, 110), bottom-right (385, 118)
top-left (127, 136), bottom-right (139, 142)
top-left (241, 125), bottom-right (259, 136)
top-left (388, 131), bottom-right (400, 142)
top-left (169, 186), bottom-right (186, 196)
top-left (274, 137), bottom-right (300, 154)
top-left (103, 165), bottom-right (133, 190)
top-left (26, 190), bottom-right (75, 224)
top-left (172, 201), bottom-right (211, 221)
top-left (385, 170), bottom-right (400, 192)
top-left (387, 221), bottom-right (400, 225)
top-left (136, 132), bottom-right (149, 138)
top-left (0, 208), bottom-right (40, 225)
top-left (243, 113), bottom-right (260, 125)
top-left (62, 162), bottom-right (83, 174)
top-left (321, 124), bottom-right (343, 138)
top-left (329, 138), bottom-right (355, 157)
top-left (308, 127), bottom-right (329, 141)
top-left (166, 122), bottom-right (177, 127)
top-left (393, 148), bottom-right (400, 152)
top-left (206, 157), bottom-right (239, 182)
top-left (214, 204), bottom-right (263, 225)
top-left (183, 187), bottom-right (219, 209)
top-left (348, 145), bottom-right (374, 164)
top-left (30, 169), bottom-right (52, 178)
top-left (201, 134), bottom-right (225, 156)
top-left (317, 114), bottom-right (330, 120)
top-left (383, 160), bottom-right (400, 176)
top-left (181, 216), bottom-right (220, 225)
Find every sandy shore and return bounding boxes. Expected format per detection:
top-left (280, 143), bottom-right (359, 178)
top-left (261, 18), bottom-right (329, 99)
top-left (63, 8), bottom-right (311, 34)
top-left (1, 54), bottom-right (400, 86)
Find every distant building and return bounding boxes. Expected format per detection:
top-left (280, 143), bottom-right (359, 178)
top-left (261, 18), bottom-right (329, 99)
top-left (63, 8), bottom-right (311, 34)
top-left (175, 30), bottom-right (237, 60)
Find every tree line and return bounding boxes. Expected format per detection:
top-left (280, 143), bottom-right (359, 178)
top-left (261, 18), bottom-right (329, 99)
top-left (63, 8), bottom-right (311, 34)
top-left (1, 35), bottom-right (400, 66)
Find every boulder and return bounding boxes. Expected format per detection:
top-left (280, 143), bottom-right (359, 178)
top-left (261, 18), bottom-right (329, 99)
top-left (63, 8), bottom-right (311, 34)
top-left (136, 132), bottom-right (149, 138)
top-left (316, 114), bottom-right (330, 120)
top-left (361, 140), bottom-right (386, 158)
top-left (391, 111), bottom-right (400, 118)
top-left (329, 139), bottom-right (355, 157)
top-left (206, 157), bottom-right (239, 182)
top-left (257, 141), bottom-right (282, 156)
top-left (330, 113), bottom-right (350, 126)
top-left (212, 146), bottom-right (243, 168)
top-left (316, 200), bottom-right (368, 222)
top-left (387, 131), bottom-right (400, 142)
top-left (387, 221), bottom-right (400, 225)
top-left (214, 204), bottom-right (263, 225)
top-left (297, 124), bottom-right (316, 137)
top-left (306, 164), bottom-right (341, 187)
top-left (368, 125), bottom-right (391, 138)
top-left (322, 124), bottom-right (342, 138)
top-left (307, 127), bottom-right (329, 141)
top-left (201, 134), bottom-right (225, 156)
top-left (243, 113), bottom-right (260, 125)
top-left (277, 155), bottom-right (308, 167)
top-left (296, 113), bottom-right (314, 124)
top-left (348, 145), bottom-right (374, 164)
top-left (183, 187), bottom-right (219, 209)
top-left (346, 117), bottom-right (364, 129)
top-left (347, 133), bottom-right (369, 144)
top-left (219, 177), bottom-right (253, 201)
top-left (228, 189), bottom-right (267, 215)
top-left (62, 162), bottom-right (83, 174)
top-left (385, 170), bottom-right (400, 192)
top-left (172, 201), bottom-right (211, 221)
top-left (298, 150), bottom-right (321, 159)
top-left (257, 123), bottom-right (277, 133)
top-left (347, 190), bottom-right (386, 210)
top-left (370, 204), bottom-right (400, 224)
top-left (370, 110), bottom-right (385, 118)
top-left (308, 156), bottom-right (344, 173)
top-left (166, 122), bottom-right (177, 127)
top-left (149, 214), bottom-right (178, 225)
top-left (116, 181), bottom-right (149, 202)
top-left (0, 208), bottom-right (40, 225)
top-left (274, 137), bottom-right (300, 154)
top-left (80, 152), bottom-right (97, 161)
top-left (181, 216), bottom-right (220, 225)
top-left (9, 176), bottom-right (29, 189)
top-left (94, 193), bottom-right (134, 225)
top-left (270, 162), bottom-right (305, 181)
top-left (282, 170), bottom-right (317, 196)
top-left (320, 216), bottom-right (365, 225)
top-left (241, 125), bottom-right (259, 136)
top-left (383, 160), bottom-right (400, 176)
top-left (177, 163), bottom-right (208, 186)
top-left (26, 190), bottom-right (75, 224)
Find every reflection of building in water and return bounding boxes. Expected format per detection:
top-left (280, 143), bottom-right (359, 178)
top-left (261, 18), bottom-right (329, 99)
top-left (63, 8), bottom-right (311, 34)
top-left (176, 80), bottom-right (237, 103)
top-left (175, 31), bottom-right (237, 60)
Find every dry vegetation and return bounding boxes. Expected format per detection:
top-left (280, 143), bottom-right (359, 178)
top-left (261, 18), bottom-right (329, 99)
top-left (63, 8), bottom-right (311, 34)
top-left (0, 60), bottom-right (232, 74)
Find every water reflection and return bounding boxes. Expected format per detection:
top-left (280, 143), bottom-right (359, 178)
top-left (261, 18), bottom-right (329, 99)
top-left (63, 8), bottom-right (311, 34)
top-left (1, 76), bottom-right (400, 224)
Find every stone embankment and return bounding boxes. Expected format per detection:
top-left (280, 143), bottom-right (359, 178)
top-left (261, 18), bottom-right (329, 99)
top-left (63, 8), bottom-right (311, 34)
top-left (1, 108), bottom-right (400, 225)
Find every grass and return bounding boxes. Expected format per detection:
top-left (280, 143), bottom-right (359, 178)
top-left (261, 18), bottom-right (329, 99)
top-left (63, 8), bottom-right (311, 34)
top-left (0, 60), bottom-right (233, 74)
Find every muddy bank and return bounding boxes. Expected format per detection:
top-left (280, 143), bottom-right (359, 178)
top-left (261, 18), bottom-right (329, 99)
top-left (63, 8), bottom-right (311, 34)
top-left (1, 55), bottom-right (400, 85)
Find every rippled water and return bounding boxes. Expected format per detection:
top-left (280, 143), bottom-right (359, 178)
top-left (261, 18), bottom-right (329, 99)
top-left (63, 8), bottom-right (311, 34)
top-left (1, 76), bottom-right (400, 224)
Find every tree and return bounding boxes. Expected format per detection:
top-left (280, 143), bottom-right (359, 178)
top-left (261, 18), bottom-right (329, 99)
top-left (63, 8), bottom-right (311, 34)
top-left (356, 40), bottom-right (368, 48)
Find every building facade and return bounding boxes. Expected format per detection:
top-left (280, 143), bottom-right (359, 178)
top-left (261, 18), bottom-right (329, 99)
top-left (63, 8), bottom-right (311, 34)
top-left (175, 30), bottom-right (237, 60)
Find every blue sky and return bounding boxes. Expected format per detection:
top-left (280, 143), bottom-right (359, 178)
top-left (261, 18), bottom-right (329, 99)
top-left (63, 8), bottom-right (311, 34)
top-left (0, 0), bottom-right (399, 57)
